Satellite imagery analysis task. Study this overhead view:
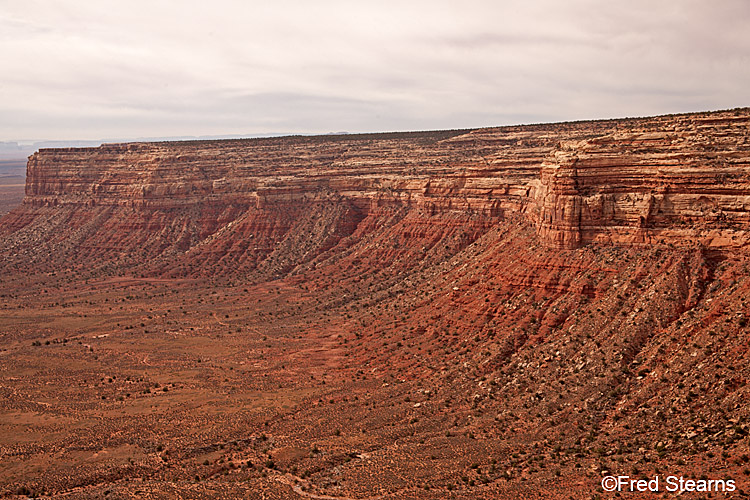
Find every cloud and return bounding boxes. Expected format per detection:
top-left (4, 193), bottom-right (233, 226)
top-left (0, 0), bottom-right (748, 140)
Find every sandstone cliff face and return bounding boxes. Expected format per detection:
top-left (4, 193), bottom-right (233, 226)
top-left (535, 113), bottom-right (750, 248)
top-left (1, 109), bottom-right (749, 277)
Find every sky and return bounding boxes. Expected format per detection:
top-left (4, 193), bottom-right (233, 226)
top-left (1, 0), bottom-right (749, 142)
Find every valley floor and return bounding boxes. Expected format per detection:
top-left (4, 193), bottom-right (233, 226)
top-left (1, 213), bottom-right (749, 499)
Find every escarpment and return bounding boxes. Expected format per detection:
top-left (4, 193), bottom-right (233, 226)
top-left (535, 113), bottom-right (750, 249)
top-left (3, 109), bottom-right (750, 499)
top-left (1, 109), bottom-right (749, 279)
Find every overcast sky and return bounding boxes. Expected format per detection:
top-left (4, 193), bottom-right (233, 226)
top-left (1, 0), bottom-right (748, 141)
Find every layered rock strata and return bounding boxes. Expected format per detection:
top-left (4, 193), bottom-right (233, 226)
top-left (535, 113), bottom-right (750, 248)
top-left (3, 109), bottom-right (750, 259)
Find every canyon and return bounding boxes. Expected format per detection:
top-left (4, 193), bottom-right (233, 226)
top-left (0, 108), bottom-right (749, 499)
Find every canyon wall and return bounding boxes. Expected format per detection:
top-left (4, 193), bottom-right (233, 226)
top-left (535, 113), bottom-right (750, 249)
top-left (3, 109), bottom-right (750, 266)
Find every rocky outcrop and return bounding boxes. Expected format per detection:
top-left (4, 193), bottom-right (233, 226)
top-left (535, 113), bottom-right (750, 248)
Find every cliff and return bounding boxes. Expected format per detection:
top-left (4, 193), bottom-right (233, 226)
top-left (1, 109), bottom-right (749, 280)
top-left (535, 113), bottom-right (750, 249)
